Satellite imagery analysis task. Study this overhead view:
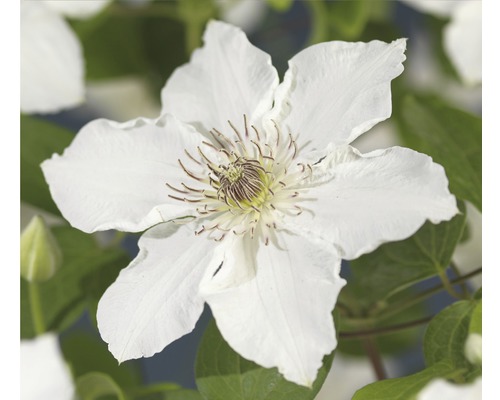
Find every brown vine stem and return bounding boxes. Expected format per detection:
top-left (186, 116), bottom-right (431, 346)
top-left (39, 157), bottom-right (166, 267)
top-left (438, 270), bottom-right (466, 299)
top-left (450, 261), bottom-right (472, 299)
top-left (362, 336), bottom-right (387, 380)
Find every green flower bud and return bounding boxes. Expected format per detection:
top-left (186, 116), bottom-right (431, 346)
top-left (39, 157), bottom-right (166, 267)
top-left (20, 215), bottom-right (62, 282)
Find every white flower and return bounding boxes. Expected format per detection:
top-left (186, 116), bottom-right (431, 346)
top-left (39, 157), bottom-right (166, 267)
top-left (21, 333), bottom-right (75, 400)
top-left (401, 0), bottom-right (482, 85)
top-left (417, 377), bottom-right (482, 400)
top-left (20, 0), bottom-right (110, 114)
top-left (41, 21), bottom-right (458, 386)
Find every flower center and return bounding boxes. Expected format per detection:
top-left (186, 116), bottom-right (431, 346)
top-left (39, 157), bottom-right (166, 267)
top-left (166, 116), bottom-right (311, 243)
top-left (216, 158), bottom-right (266, 204)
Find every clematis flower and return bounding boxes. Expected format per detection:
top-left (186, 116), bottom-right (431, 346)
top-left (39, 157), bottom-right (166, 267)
top-left (41, 21), bottom-right (457, 386)
top-left (20, 0), bottom-right (110, 113)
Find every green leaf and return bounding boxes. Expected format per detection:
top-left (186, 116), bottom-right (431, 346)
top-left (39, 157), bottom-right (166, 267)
top-left (61, 333), bottom-right (141, 389)
top-left (20, 116), bottom-right (74, 215)
top-left (72, 14), bottom-right (149, 81)
top-left (195, 320), bottom-right (334, 400)
top-left (266, 0), bottom-right (293, 12)
top-left (345, 201), bottom-right (466, 308)
top-left (338, 294), bottom-right (426, 356)
top-left (352, 360), bottom-right (457, 400)
top-left (76, 372), bottom-right (126, 400)
top-left (139, 16), bottom-right (188, 96)
top-left (21, 226), bottom-right (130, 338)
top-left (423, 300), bottom-right (478, 368)
top-left (469, 301), bottom-right (482, 335)
top-left (164, 390), bottom-right (204, 400)
top-left (327, 0), bottom-right (370, 40)
top-left (399, 95), bottom-right (482, 211)
top-left (125, 383), bottom-right (194, 400)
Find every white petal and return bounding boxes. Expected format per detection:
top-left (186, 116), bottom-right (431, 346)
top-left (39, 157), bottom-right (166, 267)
top-left (21, 333), bottom-right (75, 400)
top-left (269, 39), bottom-right (406, 150)
top-left (452, 202), bottom-right (482, 290)
top-left (444, 1), bottom-right (482, 85)
top-left (42, 0), bottom-right (111, 19)
top-left (21, 1), bottom-right (84, 113)
top-left (41, 115), bottom-right (204, 233)
top-left (417, 377), bottom-right (482, 400)
top-left (161, 20), bottom-right (278, 134)
top-left (284, 146), bottom-right (458, 260)
top-left (400, 0), bottom-right (462, 18)
top-left (201, 232), bottom-right (346, 386)
top-left (97, 223), bottom-right (218, 362)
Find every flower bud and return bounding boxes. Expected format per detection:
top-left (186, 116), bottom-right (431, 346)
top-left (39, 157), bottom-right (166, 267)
top-left (464, 333), bottom-right (482, 365)
top-left (21, 215), bottom-right (62, 282)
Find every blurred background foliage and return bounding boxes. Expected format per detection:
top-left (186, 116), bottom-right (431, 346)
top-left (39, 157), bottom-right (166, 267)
top-left (21, 1), bottom-right (481, 399)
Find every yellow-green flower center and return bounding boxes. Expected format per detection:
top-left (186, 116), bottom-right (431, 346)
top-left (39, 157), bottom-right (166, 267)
top-left (214, 158), bottom-right (269, 209)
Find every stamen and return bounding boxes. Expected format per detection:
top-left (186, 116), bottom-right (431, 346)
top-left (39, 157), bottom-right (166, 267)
top-left (251, 125), bottom-right (261, 141)
top-left (197, 146), bottom-right (215, 165)
top-left (213, 129), bottom-right (236, 149)
top-left (243, 114), bottom-right (249, 138)
top-left (251, 140), bottom-right (264, 157)
top-left (181, 183), bottom-right (204, 193)
top-left (166, 182), bottom-right (189, 194)
top-left (209, 130), bottom-right (225, 149)
top-left (272, 119), bottom-right (280, 147)
top-left (201, 141), bottom-right (219, 151)
top-left (184, 149), bottom-right (202, 165)
top-left (228, 120), bottom-right (243, 142)
top-left (178, 159), bottom-right (204, 182)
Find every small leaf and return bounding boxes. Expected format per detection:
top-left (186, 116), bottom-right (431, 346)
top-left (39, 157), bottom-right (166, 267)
top-left (195, 320), bottom-right (334, 400)
top-left (423, 300), bottom-right (477, 368)
top-left (345, 201), bottom-right (466, 308)
top-left (399, 95), bottom-right (482, 211)
top-left (76, 372), bottom-right (126, 400)
top-left (352, 360), bottom-right (456, 400)
top-left (20, 116), bottom-right (74, 215)
top-left (21, 226), bottom-right (130, 338)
